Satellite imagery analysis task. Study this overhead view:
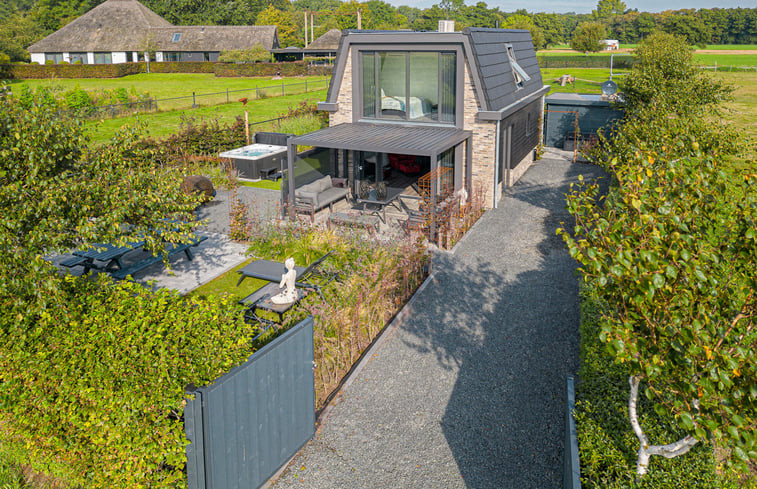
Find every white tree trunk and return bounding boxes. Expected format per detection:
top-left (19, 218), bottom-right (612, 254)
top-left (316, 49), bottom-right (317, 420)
top-left (628, 375), bottom-right (700, 477)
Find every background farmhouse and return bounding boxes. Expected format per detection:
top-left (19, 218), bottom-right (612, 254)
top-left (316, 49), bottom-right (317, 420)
top-left (26, 0), bottom-right (279, 65)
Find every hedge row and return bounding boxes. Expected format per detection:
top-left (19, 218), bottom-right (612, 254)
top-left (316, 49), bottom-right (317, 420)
top-left (0, 61), bottom-right (331, 80)
top-left (538, 55), bottom-right (637, 69)
top-left (214, 61), bottom-right (332, 77)
top-left (1, 276), bottom-right (260, 488)
top-left (575, 285), bottom-right (739, 489)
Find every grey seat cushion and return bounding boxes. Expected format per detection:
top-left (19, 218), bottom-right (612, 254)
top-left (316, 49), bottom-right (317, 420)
top-left (319, 186), bottom-right (349, 206)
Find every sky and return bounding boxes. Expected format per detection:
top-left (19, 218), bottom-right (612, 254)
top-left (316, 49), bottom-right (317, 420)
top-left (390, 0), bottom-right (757, 14)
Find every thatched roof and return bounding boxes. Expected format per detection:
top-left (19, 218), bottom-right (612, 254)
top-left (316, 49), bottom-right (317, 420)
top-left (305, 29), bottom-right (341, 51)
top-left (150, 25), bottom-right (279, 51)
top-left (28, 0), bottom-right (171, 53)
top-left (28, 0), bottom-right (280, 53)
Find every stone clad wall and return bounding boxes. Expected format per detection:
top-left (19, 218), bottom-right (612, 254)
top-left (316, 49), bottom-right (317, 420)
top-left (330, 47), bottom-right (353, 127)
top-left (462, 61), bottom-right (497, 208)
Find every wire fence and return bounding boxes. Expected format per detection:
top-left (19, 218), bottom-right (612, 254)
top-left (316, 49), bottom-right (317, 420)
top-left (65, 78), bottom-right (330, 119)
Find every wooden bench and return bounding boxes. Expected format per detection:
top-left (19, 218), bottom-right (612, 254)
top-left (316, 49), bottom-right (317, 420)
top-left (111, 236), bottom-right (208, 280)
top-left (259, 166), bottom-right (281, 181)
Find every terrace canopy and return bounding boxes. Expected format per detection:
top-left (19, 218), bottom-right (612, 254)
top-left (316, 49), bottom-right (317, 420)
top-left (285, 122), bottom-right (473, 206)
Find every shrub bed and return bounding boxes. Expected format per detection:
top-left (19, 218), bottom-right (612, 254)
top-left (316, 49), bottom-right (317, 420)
top-left (244, 224), bottom-right (429, 407)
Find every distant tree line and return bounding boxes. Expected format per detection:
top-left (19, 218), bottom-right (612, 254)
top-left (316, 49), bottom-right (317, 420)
top-left (1, 0), bottom-right (755, 62)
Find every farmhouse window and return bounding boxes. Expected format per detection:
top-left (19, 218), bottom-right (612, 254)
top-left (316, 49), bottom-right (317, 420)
top-left (93, 52), bottom-right (112, 64)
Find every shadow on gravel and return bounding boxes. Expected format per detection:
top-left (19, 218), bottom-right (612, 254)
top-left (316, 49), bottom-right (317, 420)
top-left (400, 160), bottom-right (607, 489)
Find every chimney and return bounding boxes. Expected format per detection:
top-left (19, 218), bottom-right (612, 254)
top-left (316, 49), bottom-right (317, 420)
top-left (438, 20), bottom-right (455, 32)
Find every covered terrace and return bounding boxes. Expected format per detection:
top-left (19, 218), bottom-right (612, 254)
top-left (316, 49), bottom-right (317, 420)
top-left (284, 123), bottom-right (473, 231)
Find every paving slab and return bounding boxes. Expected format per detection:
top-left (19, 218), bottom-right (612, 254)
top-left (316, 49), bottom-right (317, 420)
top-left (271, 150), bottom-right (607, 489)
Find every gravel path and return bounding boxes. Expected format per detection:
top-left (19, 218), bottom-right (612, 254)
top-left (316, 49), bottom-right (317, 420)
top-left (196, 186), bottom-right (281, 235)
top-left (272, 151), bottom-right (607, 489)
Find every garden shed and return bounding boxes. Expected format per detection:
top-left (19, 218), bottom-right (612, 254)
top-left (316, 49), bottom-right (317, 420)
top-left (543, 93), bottom-right (624, 150)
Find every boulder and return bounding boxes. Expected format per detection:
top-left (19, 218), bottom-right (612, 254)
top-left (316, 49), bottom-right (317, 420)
top-left (181, 175), bottom-right (216, 203)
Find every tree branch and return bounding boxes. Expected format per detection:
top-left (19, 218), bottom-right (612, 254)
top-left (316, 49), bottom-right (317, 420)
top-left (629, 375), bottom-right (699, 477)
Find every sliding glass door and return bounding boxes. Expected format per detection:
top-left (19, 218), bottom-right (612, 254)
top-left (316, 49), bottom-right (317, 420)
top-left (361, 51), bottom-right (456, 124)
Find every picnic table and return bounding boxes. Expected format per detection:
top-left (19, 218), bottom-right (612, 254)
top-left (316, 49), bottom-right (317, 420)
top-left (61, 235), bottom-right (207, 279)
top-left (61, 240), bottom-right (145, 274)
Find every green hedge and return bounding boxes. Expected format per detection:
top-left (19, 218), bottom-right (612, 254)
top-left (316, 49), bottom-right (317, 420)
top-left (148, 61), bottom-right (217, 74)
top-left (0, 61), bottom-right (330, 80)
top-left (575, 284), bottom-right (742, 489)
top-left (538, 55), bottom-right (637, 69)
top-left (1, 62), bottom-right (142, 79)
top-left (0, 276), bottom-right (260, 488)
top-left (214, 61), bottom-right (332, 78)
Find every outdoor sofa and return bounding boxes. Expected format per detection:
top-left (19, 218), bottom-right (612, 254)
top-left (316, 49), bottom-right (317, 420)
top-left (294, 175), bottom-right (349, 222)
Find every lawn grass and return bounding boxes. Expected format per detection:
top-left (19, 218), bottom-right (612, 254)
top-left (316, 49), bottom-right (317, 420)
top-left (240, 179), bottom-right (282, 191)
top-left (188, 258), bottom-right (267, 302)
top-left (7, 73), bottom-right (330, 112)
top-left (85, 88), bottom-right (328, 144)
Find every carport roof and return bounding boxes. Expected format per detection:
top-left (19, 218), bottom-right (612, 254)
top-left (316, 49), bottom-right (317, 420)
top-left (289, 123), bottom-right (471, 157)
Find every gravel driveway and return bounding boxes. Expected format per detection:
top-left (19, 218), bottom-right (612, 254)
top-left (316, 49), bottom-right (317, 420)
top-left (270, 150), bottom-right (607, 489)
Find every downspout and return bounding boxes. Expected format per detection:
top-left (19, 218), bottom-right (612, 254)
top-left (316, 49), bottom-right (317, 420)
top-left (493, 120), bottom-right (501, 209)
top-left (505, 125), bottom-right (512, 188)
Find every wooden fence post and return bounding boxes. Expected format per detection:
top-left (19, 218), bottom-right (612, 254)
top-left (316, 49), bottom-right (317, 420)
top-left (245, 111), bottom-right (250, 145)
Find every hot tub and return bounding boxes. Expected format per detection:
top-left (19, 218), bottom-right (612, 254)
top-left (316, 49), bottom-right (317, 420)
top-left (219, 143), bottom-right (288, 180)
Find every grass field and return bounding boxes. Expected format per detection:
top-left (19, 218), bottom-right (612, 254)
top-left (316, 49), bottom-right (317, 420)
top-left (8, 73), bottom-right (330, 111)
top-left (85, 88), bottom-right (328, 144)
top-left (701, 44), bottom-right (757, 50)
top-left (717, 72), bottom-right (757, 162)
top-left (694, 53), bottom-right (757, 67)
top-left (541, 68), bottom-right (630, 93)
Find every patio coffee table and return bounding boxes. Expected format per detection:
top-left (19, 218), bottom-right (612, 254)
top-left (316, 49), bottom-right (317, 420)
top-left (328, 212), bottom-right (380, 233)
top-left (357, 186), bottom-right (404, 222)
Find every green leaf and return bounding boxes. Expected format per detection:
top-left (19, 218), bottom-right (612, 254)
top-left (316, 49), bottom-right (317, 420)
top-left (652, 274), bottom-right (664, 289)
top-left (679, 411), bottom-right (695, 430)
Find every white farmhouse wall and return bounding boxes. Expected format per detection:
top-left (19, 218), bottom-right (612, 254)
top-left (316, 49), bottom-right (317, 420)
top-left (62, 53), bottom-right (71, 63)
top-left (112, 52), bottom-right (128, 64)
top-left (31, 53), bottom-right (45, 65)
top-left (87, 52), bottom-right (95, 64)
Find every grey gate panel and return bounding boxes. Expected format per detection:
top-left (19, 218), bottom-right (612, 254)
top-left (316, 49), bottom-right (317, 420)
top-left (186, 317), bottom-right (315, 489)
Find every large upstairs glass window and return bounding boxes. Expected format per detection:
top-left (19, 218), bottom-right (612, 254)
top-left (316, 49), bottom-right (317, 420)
top-left (361, 51), bottom-right (456, 124)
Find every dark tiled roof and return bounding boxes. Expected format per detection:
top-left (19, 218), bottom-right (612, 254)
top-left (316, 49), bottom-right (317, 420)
top-left (464, 28), bottom-right (544, 112)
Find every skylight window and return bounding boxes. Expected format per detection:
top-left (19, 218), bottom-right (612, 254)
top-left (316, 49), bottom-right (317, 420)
top-left (172, 32), bottom-right (181, 42)
top-left (506, 44), bottom-right (530, 89)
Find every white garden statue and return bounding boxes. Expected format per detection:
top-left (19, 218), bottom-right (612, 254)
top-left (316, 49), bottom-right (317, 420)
top-left (270, 257), bottom-right (299, 305)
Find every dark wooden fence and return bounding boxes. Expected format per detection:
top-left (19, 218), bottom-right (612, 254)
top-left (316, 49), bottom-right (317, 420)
top-left (185, 317), bottom-right (315, 489)
top-left (564, 376), bottom-right (582, 489)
